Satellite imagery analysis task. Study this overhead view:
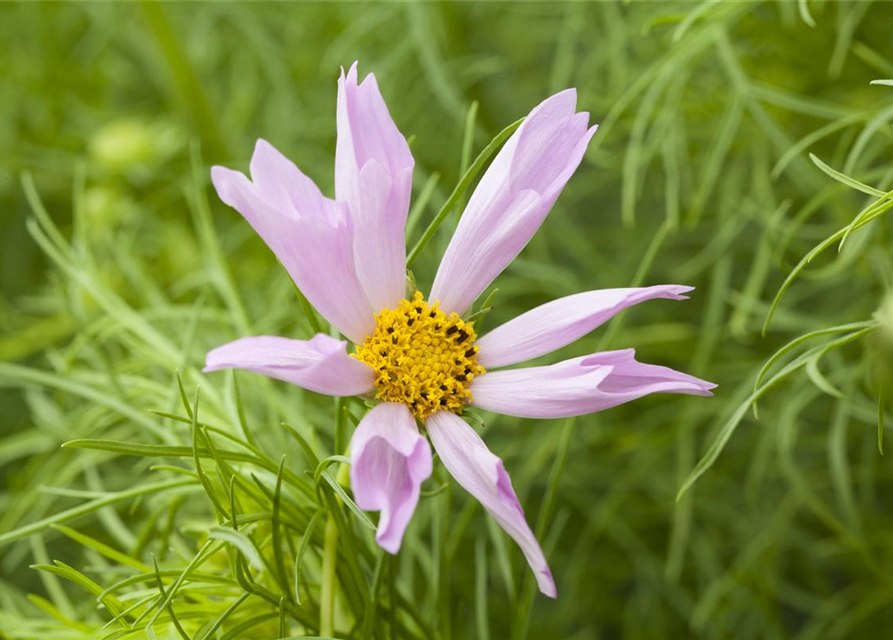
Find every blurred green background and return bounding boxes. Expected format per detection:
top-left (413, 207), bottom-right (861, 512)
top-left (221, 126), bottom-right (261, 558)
top-left (2, 2), bottom-right (893, 639)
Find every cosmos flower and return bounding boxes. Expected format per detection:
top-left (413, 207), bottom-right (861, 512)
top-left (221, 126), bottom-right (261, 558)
top-left (205, 62), bottom-right (715, 598)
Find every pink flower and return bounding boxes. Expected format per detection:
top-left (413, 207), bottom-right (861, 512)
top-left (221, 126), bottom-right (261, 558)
top-left (204, 62), bottom-right (715, 599)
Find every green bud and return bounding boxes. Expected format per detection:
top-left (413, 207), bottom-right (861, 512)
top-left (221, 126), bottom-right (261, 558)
top-left (89, 119), bottom-right (156, 171)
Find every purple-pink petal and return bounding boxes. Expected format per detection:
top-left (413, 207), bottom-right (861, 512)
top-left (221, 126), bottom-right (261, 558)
top-left (211, 143), bottom-right (374, 343)
top-left (425, 411), bottom-right (556, 598)
top-left (430, 89), bottom-right (598, 315)
top-left (476, 285), bottom-right (693, 369)
top-left (336, 62), bottom-right (414, 312)
top-left (470, 349), bottom-right (716, 419)
top-left (203, 333), bottom-right (374, 396)
top-left (350, 402), bottom-right (433, 554)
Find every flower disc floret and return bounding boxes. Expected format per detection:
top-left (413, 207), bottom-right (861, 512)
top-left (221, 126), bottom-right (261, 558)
top-left (353, 292), bottom-right (485, 420)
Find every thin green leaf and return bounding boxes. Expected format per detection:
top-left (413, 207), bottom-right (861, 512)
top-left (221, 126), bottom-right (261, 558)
top-left (808, 153), bottom-right (885, 197)
top-left (31, 562), bottom-right (125, 620)
top-left (282, 422), bottom-right (321, 469)
top-left (405, 171), bottom-right (441, 240)
top-left (63, 439), bottom-right (258, 464)
top-left (272, 455), bottom-right (294, 604)
top-left (678, 325), bottom-right (876, 499)
top-left (294, 509), bottom-right (323, 605)
top-left (175, 371), bottom-right (193, 420)
top-left (318, 471), bottom-right (377, 531)
top-left (361, 550), bottom-right (387, 640)
top-left (313, 455), bottom-right (352, 484)
top-left (798, 0), bottom-right (816, 27)
top-left (51, 525), bottom-right (149, 572)
top-left (804, 347), bottom-right (844, 398)
top-left (195, 593), bottom-right (250, 640)
top-left (231, 370), bottom-right (258, 448)
top-left (151, 556), bottom-right (191, 640)
top-left (0, 479), bottom-right (193, 548)
top-left (141, 539), bottom-right (218, 630)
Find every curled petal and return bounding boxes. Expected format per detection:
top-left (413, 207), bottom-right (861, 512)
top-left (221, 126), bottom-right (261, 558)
top-left (430, 89), bottom-right (598, 315)
top-left (476, 285), bottom-right (693, 368)
top-left (337, 62), bottom-right (414, 311)
top-left (204, 334), bottom-right (374, 396)
top-left (211, 141), bottom-right (374, 343)
top-left (471, 349), bottom-right (716, 419)
top-left (426, 411), bottom-right (555, 598)
top-left (350, 402), bottom-right (433, 553)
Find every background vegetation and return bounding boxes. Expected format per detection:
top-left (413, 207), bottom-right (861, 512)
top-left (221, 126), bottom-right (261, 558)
top-left (2, 2), bottom-right (893, 639)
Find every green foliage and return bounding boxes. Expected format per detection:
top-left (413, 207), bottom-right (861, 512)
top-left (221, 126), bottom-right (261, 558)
top-left (2, 2), bottom-right (893, 639)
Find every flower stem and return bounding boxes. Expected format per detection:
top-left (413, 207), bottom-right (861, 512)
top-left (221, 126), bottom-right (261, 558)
top-left (320, 514), bottom-right (338, 637)
top-left (320, 460), bottom-right (351, 638)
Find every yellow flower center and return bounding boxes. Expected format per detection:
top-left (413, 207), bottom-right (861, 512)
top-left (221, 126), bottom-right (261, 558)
top-left (353, 292), bottom-right (485, 420)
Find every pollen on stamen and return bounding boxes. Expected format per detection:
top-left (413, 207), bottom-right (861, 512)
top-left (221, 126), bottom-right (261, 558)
top-left (352, 292), bottom-right (485, 420)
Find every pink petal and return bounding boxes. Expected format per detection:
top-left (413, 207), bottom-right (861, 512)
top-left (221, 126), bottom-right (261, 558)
top-left (337, 62), bottom-right (414, 312)
top-left (204, 333), bottom-right (374, 396)
top-left (350, 402), bottom-right (433, 553)
top-left (248, 138), bottom-right (327, 218)
top-left (430, 89), bottom-right (598, 315)
top-left (476, 285), bottom-right (693, 368)
top-left (470, 349), bottom-right (716, 418)
top-left (211, 144), bottom-right (374, 343)
top-left (426, 411), bottom-right (556, 598)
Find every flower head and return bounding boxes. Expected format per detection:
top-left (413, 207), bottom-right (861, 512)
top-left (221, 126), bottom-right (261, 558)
top-left (204, 62), bottom-right (716, 598)
top-left (353, 292), bottom-right (485, 420)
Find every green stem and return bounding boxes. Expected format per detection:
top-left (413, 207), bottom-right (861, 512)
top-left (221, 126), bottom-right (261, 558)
top-left (438, 481), bottom-right (452, 640)
top-left (320, 461), bottom-right (351, 638)
top-left (334, 397), bottom-right (348, 459)
top-left (320, 515), bottom-right (338, 638)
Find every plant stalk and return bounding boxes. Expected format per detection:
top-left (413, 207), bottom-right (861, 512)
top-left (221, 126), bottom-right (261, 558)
top-left (320, 514), bottom-right (339, 637)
